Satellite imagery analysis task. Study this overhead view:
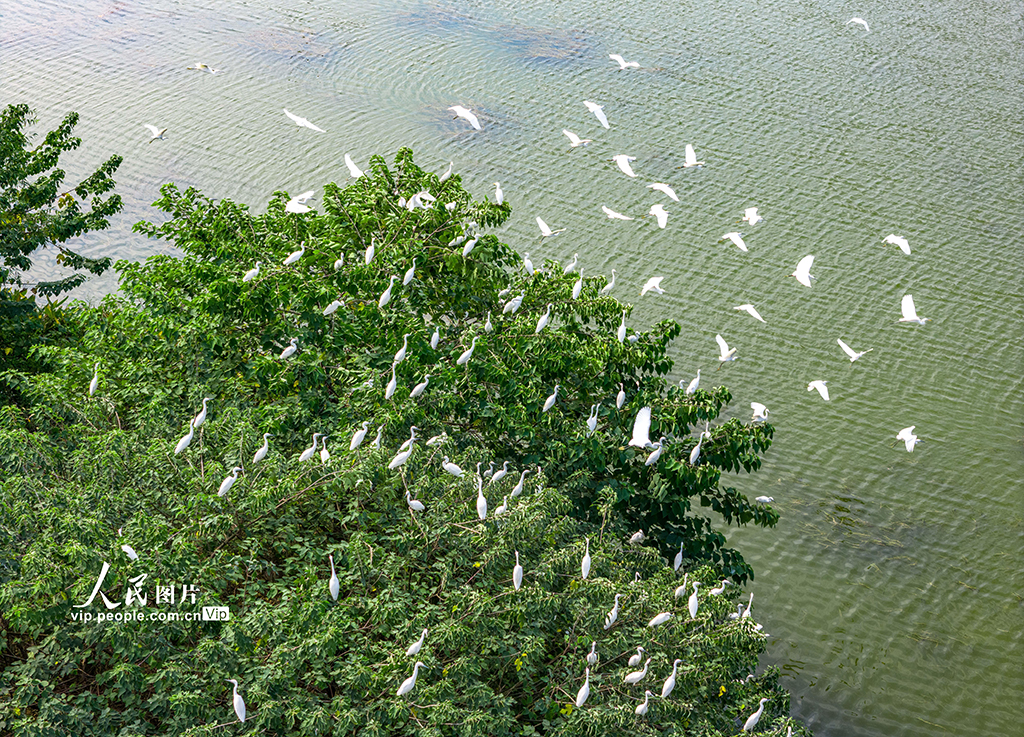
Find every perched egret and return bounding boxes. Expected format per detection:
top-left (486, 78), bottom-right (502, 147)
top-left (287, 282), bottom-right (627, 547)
top-left (365, 241), bottom-right (375, 264)
top-left (896, 426), bottom-right (921, 452)
top-left (385, 364), bottom-right (398, 400)
top-left (612, 154), bottom-right (637, 178)
top-left (397, 662), bottom-right (425, 697)
top-left (624, 658), bottom-right (651, 684)
top-left (581, 538), bottom-right (592, 579)
top-left (523, 252), bottom-right (535, 275)
top-left (121, 543), bottom-right (138, 560)
top-left (790, 255), bottom-right (815, 287)
top-left (476, 476), bottom-right (488, 520)
top-left (662, 659), bottom-right (682, 698)
top-left (462, 237), bottom-right (478, 257)
top-left (511, 469), bottom-right (529, 497)
top-left (536, 304), bottom-right (553, 334)
top-left (491, 461), bottom-right (510, 485)
top-left (735, 304), bottom-right (766, 323)
top-left (629, 406), bottom-right (652, 447)
top-left (648, 204), bottom-right (669, 229)
top-left (449, 105), bottom-right (482, 130)
top-left (430, 327), bottom-right (440, 349)
top-left (648, 182), bottom-right (679, 201)
top-left (684, 370), bottom-right (700, 395)
top-left (807, 380), bottom-right (830, 401)
top-left (689, 427), bottom-right (710, 465)
top-left (743, 698), bottom-right (770, 732)
top-left (283, 243), bottom-right (306, 266)
top-left (729, 603), bottom-right (745, 620)
top-left (576, 667), bottom-right (591, 707)
top-left (640, 277), bottom-right (666, 297)
top-left (299, 433), bottom-right (324, 462)
top-left (343, 153), bottom-right (363, 178)
top-left (675, 574), bottom-right (690, 598)
top-left (617, 383), bottom-right (626, 409)
top-left (630, 529), bottom-right (646, 545)
top-left (586, 404), bottom-right (599, 437)
top-left (370, 425), bottom-right (383, 448)
top-left (755, 496), bottom-right (774, 504)
top-left (601, 270), bottom-right (617, 295)
top-left (645, 437), bottom-right (665, 466)
top-left (283, 108), bottom-right (325, 132)
top-left (319, 436), bottom-right (330, 463)
top-left (406, 628), bottom-right (428, 656)
top-left (174, 420), bottom-right (196, 455)
top-left (542, 384), bottom-right (560, 413)
top-left (636, 690), bottom-right (653, 716)
top-left (609, 53), bottom-right (640, 69)
top-left (503, 294), bottom-right (524, 316)
top-left (682, 144), bottom-right (704, 168)
top-left (628, 646), bottom-right (646, 667)
top-left (483, 311), bottom-right (494, 333)
top-left (716, 334), bottom-right (738, 364)
top-left (603, 593), bottom-right (621, 629)
top-left (226, 679), bottom-right (246, 722)
top-left (193, 397), bottom-right (213, 429)
top-left (710, 580), bottom-right (731, 595)
top-left (324, 299), bottom-right (344, 316)
top-left (674, 541), bottom-right (685, 571)
top-left (837, 338), bottom-right (872, 361)
top-left (242, 262), bottom-right (260, 282)
top-left (333, 255), bottom-right (344, 270)
top-left (279, 337), bottom-right (299, 359)
top-left (403, 258), bottom-right (418, 286)
top-left (513, 551), bottom-right (524, 590)
top-left (494, 495), bottom-right (509, 515)
top-left (144, 124), bottom-right (166, 142)
top-left (425, 432), bottom-right (447, 446)
top-left (285, 190), bottom-right (314, 213)
top-left (899, 294), bottom-right (930, 324)
top-left (253, 433), bottom-right (272, 464)
top-left (562, 253), bottom-right (579, 274)
top-left (393, 334), bottom-right (411, 365)
top-left (721, 232), bottom-right (748, 252)
top-left (617, 310), bottom-right (628, 343)
top-left (583, 100), bottom-right (610, 128)
top-left (378, 275), bottom-right (398, 308)
top-left (750, 403), bottom-right (770, 422)
top-left (456, 336), bottom-right (479, 365)
top-left (587, 641), bottom-right (598, 665)
top-left (328, 553), bottom-right (340, 601)
top-left (562, 129), bottom-right (593, 148)
top-left (649, 611), bottom-right (673, 627)
top-left (883, 233), bottom-right (911, 255)
top-left (438, 161), bottom-right (453, 182)
top-left (442, 456), bottom-right (464, 478)
top-left (742, 207), bottom-right (763, 224)
top-left (742, 592), bottom-right (754, 619)
top-left (493, 181), bottom-right (503, 205)
top-left (409, 375), bottom-right (430, 399)
top-left (688, 582), bottom-right (701, 619)
top-left (88, 362), bottom-right (100, 396)
top-left (847, 17), bottom-right (870, 31)
top-left (350, 421), bottom-right (370, 451)
top-left (218, 467), bottom-right (242, 497)
top-left (406, 490), bottom-right (425, 512)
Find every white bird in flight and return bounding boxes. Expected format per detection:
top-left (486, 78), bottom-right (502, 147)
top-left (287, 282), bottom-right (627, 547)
top-left (807, 380), bottom-right (830, 401)
top-left (791, 255), bottom-right (815, 287)
top-left (847, 17), bottom-right (870, 32)
top-left (583, 100), bottom-right (610, 128)
top-left (899, 294), bottom-right (930, 324)
top-left (883, 234), bottom-right (911, 255)
top-left (536, 216), bottom-right (565, 237)
top-left (562, 129), bottom-right (592, 148)
top-left (121, 543), bottom-right (138, 560)
top-left (612, 154), bottom-right (637, 177)
top-left (716, 334), bottom-right (738, 364)
top-left (837, 338), bottom-right (872, 361)
top-left (344, 154), bottom-right (364, 178)
top-left (283, 108), bottom-right (325, 132)
top-left (721, 232), bottom-right (748, 252)
top-left (449, 105), bottom-right (481, 130)
top-left (285, 190), bottom-right (314, 213)
top-left (750, 402), bottom-right (770, 422)
top-left (742, 207), bottom-right (763, 224)
top-left (734, 304), bottom-right (765, 323)
top-left (648, 182), bottom-right (679, 201)
top-left (602, 205), bottom-right (633, 220)
top-left (641, 277), bottom-right (665, 296)
top-left (609, 53), bottom-right (640, 69)
top-left (896, 426), bottom-right (921, 452)
top-left (143, 124), bottom-right (166, 142)
top-left (648, 204), bottom-right (669, 229)
top-left (682, 144), bottom-right (704, 168)
top-left (629, 406), bottom-right (653, 447)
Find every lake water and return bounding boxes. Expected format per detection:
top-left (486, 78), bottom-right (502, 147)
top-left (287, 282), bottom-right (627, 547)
top-left (3, 1), bottom-right (1022, 734)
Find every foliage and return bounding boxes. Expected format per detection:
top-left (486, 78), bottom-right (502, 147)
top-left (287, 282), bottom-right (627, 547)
top-left (0, 149), bottom-right (800, 736)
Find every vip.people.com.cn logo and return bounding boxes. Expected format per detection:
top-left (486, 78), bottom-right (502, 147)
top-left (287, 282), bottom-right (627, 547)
top-left (202, 606), bottom-right (230, 621)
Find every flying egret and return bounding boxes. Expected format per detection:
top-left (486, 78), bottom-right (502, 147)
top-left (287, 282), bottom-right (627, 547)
top-left (624, 658), bottom-right (651, 684)
top-left (503, 294), bottom-right (524, 315)
top-left (743, 698), bottom-right (770, 732)
top-left (645, 437), bottom-right (665, 466)
top-left (226, 679), bottom-right (246, 722)
top-left (662, 659), bottom-right (682, 698)
top-left (388, 441), bottom-right (414, 471)
top-left (636, 690), bottom-right (653, 716)
top-left (397, 662), bottom-right (425, 697)
top-left (512, 551), bottom-right (524, 590)
top-left (449, 105), bottom-right (482, 130)
top-left (721, 232), bottom-right (748, 252)
top-left (837, 338), bottom-right (872, 361)
top-left (688, 582), bottom-right (700, 619)
top-left (609, 53), bottom-right (640, 69)
top-left (750, 403), bottom-right (770, 422)
top-left (279, 337), bottom-right (298, 359)
top-left (576, 667), bottom-right (591, 707)
top-left (285, 190), bottom-right (314, 213)
top-left (883, 233), bottom-right (911, 255)
top-left (456, 336), bottom-right (479, 365)
top-left (192, 397), bottom-right (214, 428)
top-left (328, 553), bottom-right (339, 601)
top-left (641, 277), bottom-right (666, 296)
top-left (491, 461), bottom-right (510, 485)
top-left (144, 124), bottom-right (166, 142)
top-left (409, 375), bottom-right (430, 399)
top-left (319, 436), bottom-right (330, 463)
top-left (807, 380), bottom-right (830, 401)
top-left (174, 420), bottom-right (195, 455)
top-left (710, 580), bottom-right (731, 595)
top-left (847, 17), bottom-right (870, 31)
top-left (343, 153), bottom-right (363, 178)
top-left (385, 364), bottom-right (397, 400)
top-left (673, 541), bottom-right (685, 571)
top-left (648, 182), bottom-right (679, 201)
top-left (899, 294), bottom-right (929, 324)
top-left (403, 258), bottom-right (418, 286)
top-left (186, 62), bottom-right (219, 73)
top-left (587, 641), bottom-right (598, 665)
top-left (612, 154), bottom-right (637, 177)
top-left (299, 433), bottom-right (324, 462)
top-left (629, 529), bottom-right (646, 545)
top-left (493, 181), bottom-right (503, 205)
top-left (583, 100), bottom-right (610, 128)
top-left (617, 310), bottom-right (628, 343)
top-left (742, 207), bottom-right (763, 224)
top-left (406, 628), bottom-right (428, 656)
top-left (684, 370), bottom-right (700, 395)
top-left (755, 496), bottom-right (774, 504)
top-left (283, 108), bottom-right (325, 132)
top-left (735, 304), bottom-right (765, 323)
top-left (572, 271), bottom-right (585, 299)
top-left (602, 205), bottom-right (633, 221)
top-left (716, 334), bottom-right (738, 364)
top-left (586, 404), bottom-right (599, 436)
top-left (617, 383), bottom-right (626, 409)
top-left (406, 490), bottom-right (425, 512)
top-left (648, 204), bottom-right (669, 229)
top-left (218, 467), bottom-right (242, 497)
top-left (324, 299), bottom-right (344, 316)
top-left (648, 611), bottom-right (673, 627)
top-left (253, 433), bottom-right (272, 464)
top-left (604, 593), bottom-right (621, 629)
top-left (120, 543), bottom-right (138, 560)
top-left (562, 129), bottom-right (592, 148)
top-left (476, 476), bottom-right (488, 520)
top-left (581, 538), bottom-right (592, 579)
top-left (542, 384), bottom-right (560, 413)
top-left (537, 217), bottom-right (565, 237)
top-left (378, 275), bottom-right (398, 308)
top-left (629, 406), bottom-right (652, 447)
top-left (242, 262), bottom-right (260, 282)
top-left (682, 144), bottom-right (704, 168)
top-left (896, 426), bottom-right (921, 452)
top-left (562, 253), bottom-right (579, 274)
top-left (365, 241), bottom-right (375, 264)
top-left (511, 469), bottom-right (529, 497)
top-left (283, 243), bottom-right (305, 266)
top-left (536, 304), bottom-right (553, 334)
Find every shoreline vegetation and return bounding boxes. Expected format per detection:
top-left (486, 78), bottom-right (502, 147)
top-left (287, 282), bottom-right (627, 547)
top-left (0, 146), bottom-right (807, 735)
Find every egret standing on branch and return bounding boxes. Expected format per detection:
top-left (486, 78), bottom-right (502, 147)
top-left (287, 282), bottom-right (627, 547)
top-left (226, 679), bottom-right (246, 723)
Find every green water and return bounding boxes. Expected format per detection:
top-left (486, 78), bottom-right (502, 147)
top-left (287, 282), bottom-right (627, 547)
top-left (3, 1), bottom-right (1022, 734)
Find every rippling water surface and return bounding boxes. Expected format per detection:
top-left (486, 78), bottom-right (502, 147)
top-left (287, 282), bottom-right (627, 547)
top-left (3, 1), bottom-right (1022, 735)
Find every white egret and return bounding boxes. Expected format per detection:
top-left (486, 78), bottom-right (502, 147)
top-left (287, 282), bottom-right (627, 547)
top-left (393, 334), bottom-right (411, 365)
top-left (683, 144), bottom-right (704, 168)
top-left (583, 100), bottom-right (610, 128)
top-left (542, 384), bottom-right (560, 413)
top-left (449, 105), bottom-right (482, 130)
top-left (283, 108), bottom-right (325, 132)
top-left (536, 304), bottom-right (553, 334)
top-left (689, 428), bottom-right (709, 465)
top-left (721, 232), bottom-right (748, 252)
top-left (576, 668), bottom-right (591, 707)
top-left (847, 17), bottom-right (870, 31)
top-left (121, 544), bottom-right (138, 560)
top-left (710, 580), bottom-right (731, 595)
top-left (674, 573), bottom-right (690, 598)
top-left (537, 216), bottom-right (565, 238)
top-left (493, 182), bottom-right (503, 205)
top-left (612, 154), bottom-right (637, 178)
top-left (688, 582), bottom-right (700, 619)
top-left (662, 659), bottom-right (682, 698)
top-left (673, 541), bottom-right (685, 571)
top-left (328, 553), bottom-right (340, 601)
top-left (491, 461), bottom-right (510, 485)
top-left (603, 593), bottom-right (621, 629)
top-left (397, 662), bottom-right (425, 697)
top-left (406, 628), bottom-right (428, 657)
top-left (299, 433), bottom-right (323, 462)
top-left (439, 161), bottom-right (453, 182)
top-left (837, 338), bottom-right (872, 361)
top-left (242, 262), bottom-right (260, 283)
top-left (186, 62), bottom-right (219, 73)
top-left (790, 255), bottom-right (815, 287)
top-left (648, 204), bottom-right (669, 229)
top-left (350, 421), bottom-right (370, 451)
top-left (587, 641), bottom-right (598, 665)
top-left (385, 364), bottom-right (397, 400)
top-left (896, 426), bottom-right (921, 452)
top-left (648, 611), bottom-right (673, 627)
top-left (629, 529), bottom-right (646, 545)
top-left (750, 403), bottom-right (770, 422)
top-left (601, 270), bottom-right (617, 295)
top-left (629, 406), bottom-right (652, 447)
top-left (344, 153), bottom-right (363, 178)
top-left (494, 495), bottom-right (509, 516)
top-left (602, 205), bottom-right (633, 221)
top-left (684, 370), bottom-right (700, 395)
top-left (253, 433), bottom-right (272, 464)
top-left (503, 294), bottom-right (524, 315)
top-left (378, 275), bottom-right (398, 308)
top-left (609, 53), bottom-right (640, 69)
top-left (442, 456), bottom-right (464, 478)
top-left (174, 420), bottom-right (195, 455)
top-left (283, 243), bottom-right (305, 266)
top-left (85, 362), bottom-right (100, 396)
top-left (571, 271), bottom-right (586, 300)
top-left (388, 441), bottom-right (414, 471)
top-left (456, 336), bottom-right (479, 366)
top-left (625, 646), bottom-right (645, 668)
top-left (513, 551), bottom-right (523, 590)
top-left (320, 436), bottom-right (330, 463)
top-left (280, 337), bottom-right (299, 359)
top-left (645, 437), bottom-right (665, 466)
top-left (334, 255), bottom-right (344, 270)
top-left (324, 299), bottom-right (344, 316)
top-left (562, 253), bottom-right (579, 274)
top-left (617, 383), bottom-right (626, 409)
top-left (742, 592), bottom-right (754, 619)
top-left (899, 294), bottom-right (929, 324)
top-left (523, 252), bottom-right (535, 276)
top-left (406, 490), bottom-right (425, 512)
top-left (562, 129), bottom-right (593, 148)
top-left (807, 380), bottom-right (830, 401)
top-left (640, 277), bottom-right (666, 297)
top-left (430, 327), bottom-right (440, 349)
top-left (193, 397), bottom-right (213, 428)
top-left (370, 425), bottom-right (383, 448)
top-left (755, 496), bottom-right (774, 504)
top-left (729, 604), bottom-right (745, 620)
top-left (624, 658), bottom-right (651, 684)
top-left (636, 690), bottom-right (653, 716)
top-left (483, 312), bottom-right (494, 333)
top-left (409, 375), bottom-right (430, 399)
top-left (285, 190), bottom-right (314, 213)
top-left (581, 538), bottom-right (592, 579)
top-left (511, 469), bottom-right (529, 498)
top-left (476, 476), bottom-right (488, 520)
top-left (731, 305), bottom-right (765, 325)
top-left (742, 207), bottom-right (763, 224)
top-left (403, 258), bottom-right (418, 286)
top-left (585, 404), bottom-right (599, 437)
top-left (716, 334), bottom-right (738, 364)
top-left (226, 679), bottom-right (246, 722)
top-left (365, 241), bottom-right (375, 264)
top-left (743, 698), bottom-right (770, 732)
top-left (144, 124), bottom-right (166, 142)
top-left (462, 237), bottom-right (478, 257)
top-left (218, 467), bottom-right (242, 497)
top-left (647, 182), bottom-right (679, 202)
top-left (617, 310), bottom-right (628, 343)
top-left (425, 432), bottom-right (447, 446)
top-left (883, 233), bottom-right (910, 255)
